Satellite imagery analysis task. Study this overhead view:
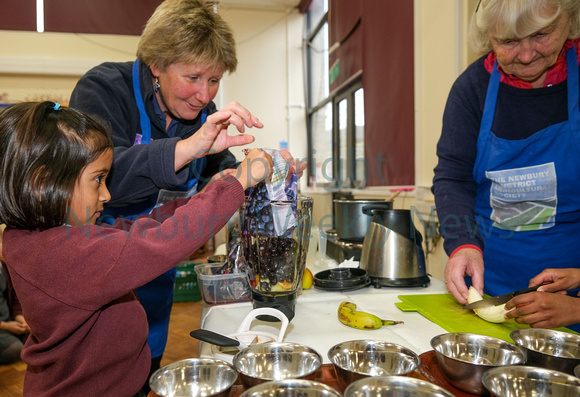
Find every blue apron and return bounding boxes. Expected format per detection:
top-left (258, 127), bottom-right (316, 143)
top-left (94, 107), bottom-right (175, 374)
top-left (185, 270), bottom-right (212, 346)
top-left (115, 60), bottom-right (208, 358)
top-left (473, 46), bottom-right (580, 311)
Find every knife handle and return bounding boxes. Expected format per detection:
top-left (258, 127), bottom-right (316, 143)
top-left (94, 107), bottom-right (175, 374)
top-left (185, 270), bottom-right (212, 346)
top-left (189, 329), bottom-right (240, 347)
top-left (511, 282), bottom-right (552, 297)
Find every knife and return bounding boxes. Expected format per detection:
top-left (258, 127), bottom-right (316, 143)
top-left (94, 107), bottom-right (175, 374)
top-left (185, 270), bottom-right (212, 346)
top-left (463, 284), bottom-right (550, 310)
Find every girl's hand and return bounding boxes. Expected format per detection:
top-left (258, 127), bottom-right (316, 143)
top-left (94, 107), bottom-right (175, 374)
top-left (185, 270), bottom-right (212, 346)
top-left (206, 149), bottom-right (307, 192)
top-left (234, 149), bottom-right (274, 190)
top-left (505, 292), bottom-right (580, 329)
top-left (529, 268), bottom-right (580, 292)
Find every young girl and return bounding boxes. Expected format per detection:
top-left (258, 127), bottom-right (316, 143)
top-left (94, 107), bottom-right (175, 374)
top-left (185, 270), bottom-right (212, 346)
top-left (0, 102), bottom-right (295, 396)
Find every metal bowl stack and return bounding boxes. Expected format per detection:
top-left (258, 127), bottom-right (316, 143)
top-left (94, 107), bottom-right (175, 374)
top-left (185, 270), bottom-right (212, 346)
top-left (510, 328), bottom-right (580, 375)
top-left (232, 342), bottom-right (323, 389)
top-left (430, 333), bottom-right (526, 395)
top-left (327, 340), bottom-right (421, 391)
top-left (343, 375), bottom-right (455, 397)
top-left (482, 365), bottom-right (580, 397)
top-left (149, 358), bottom-right (238, 397)
top-left (239, 379), bottom-right (341, 397)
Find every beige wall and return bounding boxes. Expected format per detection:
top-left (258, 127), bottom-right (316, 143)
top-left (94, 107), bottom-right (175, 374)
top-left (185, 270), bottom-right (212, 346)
top-left (0, 31), bottom-right (140, 102)
top-left (0, 1), bottom-right (481, 279)
top-left (412, 0), bottom-right (480, 279)
top-left (0, 8), bottom-right (304, 162)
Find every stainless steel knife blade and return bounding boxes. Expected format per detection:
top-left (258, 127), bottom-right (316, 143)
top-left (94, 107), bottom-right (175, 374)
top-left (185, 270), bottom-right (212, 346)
top-left (463, 284), bottom-right (546, 310)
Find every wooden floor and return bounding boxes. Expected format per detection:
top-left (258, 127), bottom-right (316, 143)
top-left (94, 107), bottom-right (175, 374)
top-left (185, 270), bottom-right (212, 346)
top-left (0, 299), bottom-right (203, 397)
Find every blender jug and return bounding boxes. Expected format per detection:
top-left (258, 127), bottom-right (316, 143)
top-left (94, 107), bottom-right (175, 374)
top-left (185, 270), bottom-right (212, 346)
top-left (240, 196), bottom-right (313, 321)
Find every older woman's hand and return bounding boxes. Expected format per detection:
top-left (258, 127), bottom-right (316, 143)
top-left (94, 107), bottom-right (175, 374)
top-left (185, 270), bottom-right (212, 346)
top-left (279, 149), bottom-right (307, 179)
top-left (174, 102), bottom-right (263, 171)
top-left (444, 248), bottom-right (484, 304)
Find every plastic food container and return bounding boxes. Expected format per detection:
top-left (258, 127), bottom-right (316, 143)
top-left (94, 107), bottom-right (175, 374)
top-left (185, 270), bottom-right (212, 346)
top-left (194, 263), bottom-right (251, 305)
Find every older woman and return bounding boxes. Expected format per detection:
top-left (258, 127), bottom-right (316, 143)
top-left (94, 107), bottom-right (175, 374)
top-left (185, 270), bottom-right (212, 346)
top-left (432, 0), bottom-right (580, 329)
top-left (69, 0), bottom-right (263, 383)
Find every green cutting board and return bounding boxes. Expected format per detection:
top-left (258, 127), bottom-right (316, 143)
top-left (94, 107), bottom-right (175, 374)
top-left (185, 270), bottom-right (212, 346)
top-left (396, 293), bottom-right (576, 343)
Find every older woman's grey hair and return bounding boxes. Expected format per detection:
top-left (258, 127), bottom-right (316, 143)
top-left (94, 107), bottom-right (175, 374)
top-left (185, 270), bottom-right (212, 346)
top-left (137, 0), bottom-right (237, 73)
top-left (469, 0), bottom-right (580, 56)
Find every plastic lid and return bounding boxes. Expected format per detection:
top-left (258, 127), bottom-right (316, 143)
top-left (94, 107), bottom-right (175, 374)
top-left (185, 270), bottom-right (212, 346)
top-left (313, 267), bottom-right (370, 291)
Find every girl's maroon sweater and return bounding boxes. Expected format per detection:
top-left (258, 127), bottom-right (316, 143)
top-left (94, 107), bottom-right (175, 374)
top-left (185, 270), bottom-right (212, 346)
top-left (2, 179), bottom-right (245, 397)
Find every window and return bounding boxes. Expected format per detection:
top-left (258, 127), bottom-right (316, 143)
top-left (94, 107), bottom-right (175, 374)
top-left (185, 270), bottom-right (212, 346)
top-left (305, 0), bottom-right (330, 187)
top-left (334, 84), bottom-right (365, 189)
top-left (304, 0), bottom-right (365, 189)
top-left (353, 87), bottom-right (365, 187)
top-left (310, 102), bottom-right (333, 185)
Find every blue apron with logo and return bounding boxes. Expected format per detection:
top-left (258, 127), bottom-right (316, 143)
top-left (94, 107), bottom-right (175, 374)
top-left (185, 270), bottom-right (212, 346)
top-left (473, 47), bottom-right (580, 322)
top-left (111, 60), bottom-right (208, 358)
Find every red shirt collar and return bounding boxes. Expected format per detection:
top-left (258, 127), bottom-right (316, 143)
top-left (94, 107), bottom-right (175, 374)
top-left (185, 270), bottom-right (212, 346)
top-left (484, 38), bottom-right (580, 88)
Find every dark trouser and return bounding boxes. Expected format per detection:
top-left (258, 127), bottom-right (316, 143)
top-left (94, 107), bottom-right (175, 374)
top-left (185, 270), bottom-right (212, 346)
top-left (0, 330), bottom-right (28, 365)
top-left (140, 356), bottom-right (163, 396)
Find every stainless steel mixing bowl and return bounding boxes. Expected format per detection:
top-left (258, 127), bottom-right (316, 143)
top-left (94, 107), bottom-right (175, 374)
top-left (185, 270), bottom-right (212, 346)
top-left (327, 340), bottom-right (421, 391)
top-left (239, 379), bottom-right (342, 397)
top-left (482, 365), bottom-right (580, 397)
top-left (510, 328), bottom-right (580, 375)
top-left (232, 342), bottom-right (323, 389)
top-left (149, 358), bottom-right (238, 397)
top-left (343, 375), bottom-right (455, 397)
top-left (430, 333), bottom-right (526, 395)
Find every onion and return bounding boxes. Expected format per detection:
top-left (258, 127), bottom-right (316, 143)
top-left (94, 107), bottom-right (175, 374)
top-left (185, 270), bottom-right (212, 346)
top-left (467, 287), bottom-right (512, 323)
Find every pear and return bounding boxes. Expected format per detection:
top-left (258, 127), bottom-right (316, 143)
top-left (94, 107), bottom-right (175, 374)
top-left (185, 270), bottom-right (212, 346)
top-left (467, 286), bottom-right (511, 323)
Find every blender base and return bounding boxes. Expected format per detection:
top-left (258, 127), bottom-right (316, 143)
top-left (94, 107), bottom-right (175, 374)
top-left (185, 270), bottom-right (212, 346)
top-left (251, 291), bottom-right (296, 322)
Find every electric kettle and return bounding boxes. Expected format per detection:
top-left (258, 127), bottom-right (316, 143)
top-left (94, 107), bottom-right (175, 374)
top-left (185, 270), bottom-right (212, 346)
top-left (359, 208), bottom-right (429, 288)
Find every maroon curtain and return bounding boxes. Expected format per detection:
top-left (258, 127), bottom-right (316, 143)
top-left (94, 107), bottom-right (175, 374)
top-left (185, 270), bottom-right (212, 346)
top-left (0, 0), bottom-right (161, 35)
top-left (328, 1), bottom-right (363, 91)
top-left (0, 0), bottom-right (36, 31)
top-left (328, 0), bottom-right (414, 186)
top-left (362, 0), bottom-right (414, 186)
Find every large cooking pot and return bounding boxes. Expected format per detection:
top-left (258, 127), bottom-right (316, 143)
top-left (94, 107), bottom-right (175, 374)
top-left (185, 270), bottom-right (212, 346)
top-left (333, 199), bottom-right (393, 242)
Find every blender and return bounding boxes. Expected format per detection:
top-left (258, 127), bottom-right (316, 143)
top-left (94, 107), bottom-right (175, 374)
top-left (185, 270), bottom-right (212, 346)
top-left (240, 194), bottom-right (313, 321)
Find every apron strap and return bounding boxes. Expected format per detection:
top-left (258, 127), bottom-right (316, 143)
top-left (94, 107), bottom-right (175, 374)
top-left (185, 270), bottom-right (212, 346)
top-left (132, 60), bottom-right (152, 144)
top-left (474, 60), bottom-right (501, 174)
top-left (480, 60), bottom-right (501, 134)
top-left (566, 45), bottom-right (580, 127)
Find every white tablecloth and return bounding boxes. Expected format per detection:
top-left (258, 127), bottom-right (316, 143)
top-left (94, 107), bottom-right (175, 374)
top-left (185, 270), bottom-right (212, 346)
top-left (198, 277), bottom-right (448, 364)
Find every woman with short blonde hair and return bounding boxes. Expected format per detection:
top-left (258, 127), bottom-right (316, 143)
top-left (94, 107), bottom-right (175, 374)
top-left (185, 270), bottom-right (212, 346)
top-left (69, 0), bottom-right (263, 390)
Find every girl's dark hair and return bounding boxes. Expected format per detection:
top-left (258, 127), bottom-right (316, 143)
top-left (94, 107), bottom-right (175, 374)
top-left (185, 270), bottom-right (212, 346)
top-left (0, 101), bottom-right (113, 230)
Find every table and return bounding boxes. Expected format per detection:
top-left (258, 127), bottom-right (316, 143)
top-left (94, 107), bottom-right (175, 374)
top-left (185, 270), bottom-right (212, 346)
top-left (198, 277), bottom-right (448, 364)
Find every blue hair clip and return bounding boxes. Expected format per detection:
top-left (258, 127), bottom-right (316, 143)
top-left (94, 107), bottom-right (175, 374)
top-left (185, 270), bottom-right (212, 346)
top-left (53, 103), bottom-right (61, 111)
